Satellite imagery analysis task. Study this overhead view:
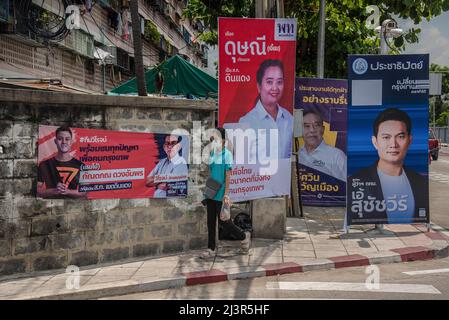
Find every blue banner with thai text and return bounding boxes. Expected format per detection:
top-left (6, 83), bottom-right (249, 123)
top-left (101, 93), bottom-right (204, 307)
top-left (347, 54), bottom-right (429, 225)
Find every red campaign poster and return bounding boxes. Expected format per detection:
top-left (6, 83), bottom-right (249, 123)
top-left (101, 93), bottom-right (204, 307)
top-left (218, 17), bottom-right (297, 202)
top-left (219, 18), bottom-right (297, 125)
top-left (37, 125), bottom-right (189, 199)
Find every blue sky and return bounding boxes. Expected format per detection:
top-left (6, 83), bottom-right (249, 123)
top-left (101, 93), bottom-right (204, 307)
top-left (401, 11), bottom-right (449, 67)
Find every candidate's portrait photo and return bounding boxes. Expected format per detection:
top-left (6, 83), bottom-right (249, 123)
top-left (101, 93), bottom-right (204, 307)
top-left (349, 108), bottom-right (428, 223)
top-left (299, 110), bottom-right (347, 182)
top-left (37, 126), bottom-right (87, 199)
top-left (146, 134), bottom-right (188, 198)
top-left (238, 59), bottom-right (293, 160)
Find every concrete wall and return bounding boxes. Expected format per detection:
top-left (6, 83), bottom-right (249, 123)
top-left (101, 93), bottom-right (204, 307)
top-left (0, 89), bottom-right (215, 276)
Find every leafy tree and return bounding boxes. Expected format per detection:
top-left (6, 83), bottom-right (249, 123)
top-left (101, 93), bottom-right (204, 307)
top-left (184, 0), bottom-right (449, 78)
top-left (430, 63), bottom-right (449, 126)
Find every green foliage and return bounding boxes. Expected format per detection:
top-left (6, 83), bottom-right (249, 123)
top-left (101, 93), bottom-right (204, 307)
top-left (184, 0), bottom-right (449, 78)
top-left (436, 110), bottom-right (449, 126)
top-left (183, 0), bottom-right (254, 45)
top-left (144, 20), bottom-right (161, 45)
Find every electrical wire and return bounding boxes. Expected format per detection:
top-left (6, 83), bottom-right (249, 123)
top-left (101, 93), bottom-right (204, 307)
top-left (16, 0), bottom-right (71, 42)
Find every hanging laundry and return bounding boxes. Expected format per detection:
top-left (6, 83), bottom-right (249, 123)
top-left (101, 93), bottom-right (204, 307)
top-left (117, 10), bottom-right (123, 35)
top-left (121, 9), bottom-right (130, 41)
top-left (85, 0), bottom-right (93, 12)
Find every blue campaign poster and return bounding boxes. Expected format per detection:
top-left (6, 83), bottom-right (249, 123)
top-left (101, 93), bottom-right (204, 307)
top-left (295, 78), bottom-right (348, 206)
top-left (347, 54), bottom-right (429, 225)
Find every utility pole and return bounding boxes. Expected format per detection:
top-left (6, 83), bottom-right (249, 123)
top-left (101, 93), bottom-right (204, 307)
top-left (374, 19), bottom-right (403, 233)
top-left (255, 0), bottom-right (265, 18)
top-left (130, 0), bottom-right (147, 96)
top-left (316, 0), bottom-right (326, 78)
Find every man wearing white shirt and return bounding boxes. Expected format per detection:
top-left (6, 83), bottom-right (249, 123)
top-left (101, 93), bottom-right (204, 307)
top-left (299, 110), bottom-right (346, 181)
top-left (146, 134), bottom-right (188, 198)
top-left (238, 59), bottom-right (293, 161)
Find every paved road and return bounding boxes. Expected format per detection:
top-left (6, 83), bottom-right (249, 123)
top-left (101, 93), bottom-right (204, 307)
top-left (429, 151), bottom-right (449, 230)
top-left (101, 152), bottom-right (449, 300)
top-left (103, 256), bottom-right (449, 300)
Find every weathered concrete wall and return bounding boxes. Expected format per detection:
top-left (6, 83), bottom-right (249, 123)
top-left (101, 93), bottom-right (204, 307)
top-left (251, 198), bottom-right (287, 240)
top-left (0, 89), bottom-right (215, 276)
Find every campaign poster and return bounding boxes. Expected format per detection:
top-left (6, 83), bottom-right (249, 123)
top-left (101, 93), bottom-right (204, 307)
top-left (218, 17), bottom-right (297, 202)
top-left (295, 78), bottom-right (347, 206)
top-left (347, 54), bottom-right (429, 225)
top-left (37, 125), bottom-right (189, 199)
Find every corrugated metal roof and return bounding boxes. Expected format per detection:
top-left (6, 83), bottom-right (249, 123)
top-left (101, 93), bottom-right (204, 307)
top-left (0, 79), bottom-right (94, 94)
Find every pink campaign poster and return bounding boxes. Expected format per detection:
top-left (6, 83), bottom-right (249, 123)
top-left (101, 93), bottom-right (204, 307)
top-left (218, 17), bottom-right (297, 201)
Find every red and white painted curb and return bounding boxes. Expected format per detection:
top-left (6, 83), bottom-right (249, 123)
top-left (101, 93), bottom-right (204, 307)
top-left (178, 245), bottom-right (447, 288)
top-left (13, 232), bottom-right (449, 300)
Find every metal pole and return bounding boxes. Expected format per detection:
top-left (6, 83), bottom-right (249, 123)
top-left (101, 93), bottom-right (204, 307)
top-left (316, 0), bottom-right (326, 78)
top-left (375, 20), bottom-right (391, 233)
top-left (277, 0), bottom-right (285, 18)
top-left (102, 64), bottom-right (106, 93)
top-left (130, 0), bottom-right (147, 96)
top-left (433, 97), bottom-right (436, 132)
top-left (255, 0), bottom-right (264, 18)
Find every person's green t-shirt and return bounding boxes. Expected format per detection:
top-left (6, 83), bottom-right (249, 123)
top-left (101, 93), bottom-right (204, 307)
top-left (208, 148), bottom-right (233, 201)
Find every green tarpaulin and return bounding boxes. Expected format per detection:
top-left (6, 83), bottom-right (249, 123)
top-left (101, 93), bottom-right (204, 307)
top-left (108, 55), bottom-right (217, 98)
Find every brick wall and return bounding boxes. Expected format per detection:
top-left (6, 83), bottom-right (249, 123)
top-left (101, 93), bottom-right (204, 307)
top-left (0, 89), bottom-right (215, 276)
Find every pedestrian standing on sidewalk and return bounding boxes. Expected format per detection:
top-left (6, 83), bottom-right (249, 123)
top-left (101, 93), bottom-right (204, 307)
top-left (200, 128), bottom-right (250, 259)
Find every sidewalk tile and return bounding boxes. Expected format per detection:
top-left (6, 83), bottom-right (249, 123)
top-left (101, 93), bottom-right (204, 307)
top-left (95, 267), bottom-right (138, 277)
top-left (283, 250), bottom-right (316, 259)
top-left (315, 250), bottom-right (348, 259)
top-left (85, 274), bottom-right (136, 286)
top-left (248, 247), bottom-right (283, 257)
top-left (248, 255), bottom-right (283, 266)
top-left (0, 279), bottom-right (49, 298)
top-left (212, 256), bottom-right (250, 269)
top-left (36, 275), bottom-right (93, 292)
top-left (283, 243), bottom-right (314, 251)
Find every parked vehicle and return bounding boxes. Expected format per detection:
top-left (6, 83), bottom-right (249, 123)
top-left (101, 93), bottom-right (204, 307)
top-left (429, 128), bottom-right (440, 161)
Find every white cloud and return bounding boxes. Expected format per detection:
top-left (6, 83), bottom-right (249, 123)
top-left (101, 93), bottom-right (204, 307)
top-left (401, 20), bottom-right (449, 67)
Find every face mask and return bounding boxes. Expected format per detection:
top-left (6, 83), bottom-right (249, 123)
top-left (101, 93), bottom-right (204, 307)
top-left (211, 140), bottom-right (221, 150)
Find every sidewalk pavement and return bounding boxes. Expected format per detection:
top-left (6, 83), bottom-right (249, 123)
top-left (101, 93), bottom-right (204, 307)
top-left (1, 207), bottom-right (448, 300)
top-left (440, 145), bottom-right (449, 154)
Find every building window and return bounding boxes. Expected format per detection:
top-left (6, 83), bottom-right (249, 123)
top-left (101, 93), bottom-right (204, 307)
top-left (182, 26), bottom-right (191, 44)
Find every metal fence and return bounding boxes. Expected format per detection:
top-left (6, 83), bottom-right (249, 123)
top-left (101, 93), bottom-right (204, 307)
top-left (434, 126), bottom-right (449, 144)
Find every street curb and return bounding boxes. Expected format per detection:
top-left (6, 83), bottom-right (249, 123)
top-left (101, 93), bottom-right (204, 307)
top-left (7, 243), bottom-right (449, 300)
top-left (328, 254), bottom-right (370, 269)
top-left (183, 269), bottom-right (228, 286)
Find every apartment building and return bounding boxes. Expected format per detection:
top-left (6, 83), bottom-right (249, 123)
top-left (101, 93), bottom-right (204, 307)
top-left (0, 0), bottom-right (209, 93)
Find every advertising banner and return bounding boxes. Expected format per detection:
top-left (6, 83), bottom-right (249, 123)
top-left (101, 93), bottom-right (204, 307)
top-left (37, 125), bottom-right (189, 199)
top-left (218, 17), bottom-right (297, 202)
top-left (347, 54), bottom-right (429, 225)
top-left (295, 78), bottom-right (347, 206)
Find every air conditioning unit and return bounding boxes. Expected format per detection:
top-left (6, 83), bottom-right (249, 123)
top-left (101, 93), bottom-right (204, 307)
top-left (101, 46), bottom-right (129, 70)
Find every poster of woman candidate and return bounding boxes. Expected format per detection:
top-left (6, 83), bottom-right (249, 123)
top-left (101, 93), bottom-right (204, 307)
top-left (218, 17), bottom-right (297, 202)
top-left (295, 78), bottom-right (347, 207)
top-left (37, 125), bottom-right (189, 199)
top-left (347, 54), bottom-right (430, 225)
